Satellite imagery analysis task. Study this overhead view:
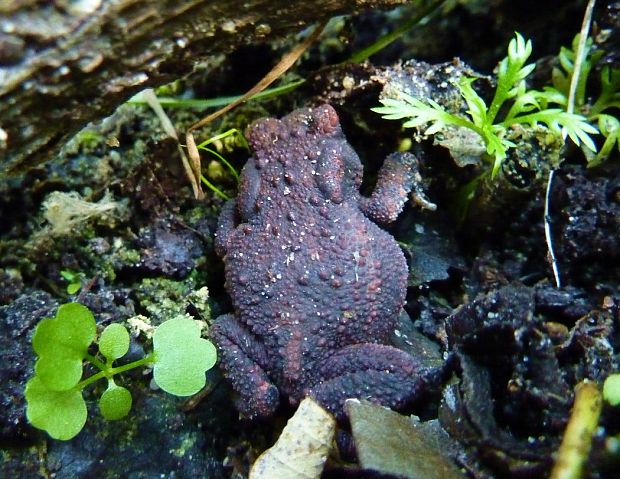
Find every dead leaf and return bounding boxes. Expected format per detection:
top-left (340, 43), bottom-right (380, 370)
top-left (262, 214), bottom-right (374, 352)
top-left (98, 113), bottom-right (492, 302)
top-left (346, 399), bottom-right (466, 479)
top-left (249, 397), bottom-right (336, 479)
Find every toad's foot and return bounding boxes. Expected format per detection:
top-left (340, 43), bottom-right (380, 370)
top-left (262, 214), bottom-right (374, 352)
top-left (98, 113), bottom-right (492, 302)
top-left (307, 343), bottom-right (442, 421)
top-left (211, 314), bottom-right (279, 419)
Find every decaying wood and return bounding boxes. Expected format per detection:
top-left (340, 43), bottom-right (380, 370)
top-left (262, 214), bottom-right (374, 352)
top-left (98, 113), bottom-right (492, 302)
top-left (0, 0), bottom-right (411, 176)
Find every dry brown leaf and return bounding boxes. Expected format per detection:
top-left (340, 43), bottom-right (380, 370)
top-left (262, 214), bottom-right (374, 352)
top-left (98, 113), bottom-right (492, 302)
top-left (184, 132), bottom-right (204, 199)
top-left (249, 397), bottom-right (336, 479)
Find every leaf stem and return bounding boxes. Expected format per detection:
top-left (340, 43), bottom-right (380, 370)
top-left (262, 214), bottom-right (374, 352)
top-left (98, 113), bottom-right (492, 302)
top-left (200, 175), bottom-right (231, 200)
top-left (129, 79), bottom-right (306, 109)
top-left (348, 0), bottom-right (447, 63)
top-left (487, 68), bottom-right (513, 124)
top-left (85, 353), bottom-right (107, 372)
top-left (77, 354), bottom-right (156, 390)
top-left (567, 0), bottom-right (597, 115)
top-left (108, 354), bottom-right (156, 376)
top-left (435, 109), bottom-right (487, 137)
top-left (544, 170), bottom-right (562, 288)
top-left (198, 146), bottom-right (240, 182)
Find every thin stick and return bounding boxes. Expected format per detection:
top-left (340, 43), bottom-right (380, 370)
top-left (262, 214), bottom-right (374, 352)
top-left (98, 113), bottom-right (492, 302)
top-left (188, 21), bottom-right (326, 133)
top-left (545, 0), bottom-right (596, 287)
top-left (544, 169), bottom-right (561, 287)
top-left (184, 21), bottom-right (327, 198)
top-left (566, 0), bottom-right (597, 115)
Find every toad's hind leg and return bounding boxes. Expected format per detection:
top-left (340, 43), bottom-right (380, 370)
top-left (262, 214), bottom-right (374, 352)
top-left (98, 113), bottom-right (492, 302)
top-left (307, 343), bottom-right (442, 420)
top-left (210, 314), bottom-right (280, 419)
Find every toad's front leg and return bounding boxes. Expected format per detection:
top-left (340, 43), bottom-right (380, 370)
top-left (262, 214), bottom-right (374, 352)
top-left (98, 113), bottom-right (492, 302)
top-left (214, 200), bottom-right (239, 257)
top-left (360, 152), bottom-right (435, 225)
top-left (210, 314), bottom-right (280, 419)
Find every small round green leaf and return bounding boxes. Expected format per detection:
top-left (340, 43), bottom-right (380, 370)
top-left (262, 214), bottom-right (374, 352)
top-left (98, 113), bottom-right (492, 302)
top-left (152, 317), bottom-right (217, 396)
top-left (99, 383), bottom-right (132, 420)
top-left (35, 356), bottom-right (83, 391)
top-left (32, 303), bottom-right (96, 391)
top-left (33, 303), bottom-right (96, 358)
top-left (25, 375), bottom-right (87, 440)
top-left (99, 323), bottom-right (130, 361)
top-left (603, 374), bottom-right (620, 406)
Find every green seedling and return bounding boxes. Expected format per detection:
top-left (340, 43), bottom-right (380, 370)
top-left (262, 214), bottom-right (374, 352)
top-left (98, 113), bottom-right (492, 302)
top-left (197, 128), bottom-right (246, 200)
top-left (25, 303), bottom-right (217, 440)
top-left (593, 114), bottom-right (620, 166)
top-left (550, 34), bottom-right (620, 166)
top-left (373, 32), bottom-right (599, 177)
top-left (60, 269), bottom-right (85, 295)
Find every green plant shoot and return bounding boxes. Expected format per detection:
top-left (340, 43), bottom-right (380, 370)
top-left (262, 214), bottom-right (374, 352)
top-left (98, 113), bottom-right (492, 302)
top-left (549, 34), bottom-right (620, 166)
top-left (60, 269), bottom-right (85, 295)
top-left (372, 32), bottom-right (600, 176)
top-left (197, 128), bottom-right (246, 200)
top-left (25, 303), bottom-right (217, 440)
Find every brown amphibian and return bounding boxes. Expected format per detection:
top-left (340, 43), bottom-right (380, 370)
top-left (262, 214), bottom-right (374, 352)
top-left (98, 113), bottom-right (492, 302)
top-left (212, 104), bottom-right (441, 420)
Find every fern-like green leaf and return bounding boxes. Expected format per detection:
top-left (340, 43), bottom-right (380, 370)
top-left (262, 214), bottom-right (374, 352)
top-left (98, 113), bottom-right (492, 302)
top-left (504, 86), bottom-right (541, 120)
top-left (487, 33), bottom-right (534, 123)
top-left (372, 97), bottom-right (418, 120)
top-left (537, 87), bottom-right (568, 109)
top-left (591, 66), bottom-right (620, 115)
top-left (485, 132), bottom-right (513, 177)
top-left (373, 31), bottom-right (612, 174)
top-left (557, 46), bottom-right (575, 81)
top-left (552, 34), bottom-right (599, 108)
top-left (372, 94), bottom-right (471, 136)
top-left (505, 109), bottom-right (598, 152)
top-left (457, 77), bottom-right (488, 128)
top-left (589, 114), bottom-right (620, 167)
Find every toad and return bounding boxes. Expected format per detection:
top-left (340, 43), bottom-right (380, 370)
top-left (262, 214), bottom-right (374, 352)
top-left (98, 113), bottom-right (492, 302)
top-left (212, 104), bottom-right (439, 420)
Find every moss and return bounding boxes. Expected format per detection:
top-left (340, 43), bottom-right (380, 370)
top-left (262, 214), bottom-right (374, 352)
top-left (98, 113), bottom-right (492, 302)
top-left (170, 432), bottom-right (198, 458)
top-left (112, 239), bottom-right (141, 266)
top-left (134, 277), bottom-right (210, 326)
top-left (0, 443), bottom-right (48, 478)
